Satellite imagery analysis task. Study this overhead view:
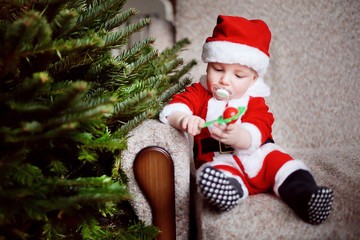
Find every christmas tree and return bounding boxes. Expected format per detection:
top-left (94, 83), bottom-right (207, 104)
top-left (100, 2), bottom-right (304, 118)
top-left (0, 0), bottom-right (196, 239)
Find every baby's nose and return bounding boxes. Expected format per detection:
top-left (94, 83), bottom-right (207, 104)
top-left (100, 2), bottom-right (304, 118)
top-left (220, 75), bottom-right (230, 85)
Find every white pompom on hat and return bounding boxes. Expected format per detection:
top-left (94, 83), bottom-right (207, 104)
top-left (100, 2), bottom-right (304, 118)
top-left (202, 15), bottom-right (271, 78)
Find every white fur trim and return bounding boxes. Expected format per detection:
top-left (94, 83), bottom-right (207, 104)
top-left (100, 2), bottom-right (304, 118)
top-left (202, 41), bottom-right (270, 77)
top-left (273, 160), bottom-right (310, 196)
top-left (206, 98), bottom-right (227, 132)
top-left (228, 96), bottom-right (250, 108)
top-left (159, 103), bottom-right (193, 124)
top-left (196, 158), bottom-right (249, 200)
top-left (206, 96), bottom-right (252, 133)
top-left (245, 77), bottom-right (270, 97)
top-left (236, 122), bottom-right (262, 153)
top-left (235, 143), bottom-right (285, 178)
top-left (206, 88), bottom-right (251, 125)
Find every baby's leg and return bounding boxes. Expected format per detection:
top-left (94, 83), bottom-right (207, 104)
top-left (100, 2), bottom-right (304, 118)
top-left (196, 155), bottom-right (249, 211)
top-left (242, 145), bottom-right (334, 224)
top-left (263, 148), bottom-right (334, 224)
top-left (278, 169), bottom-right (334, 225)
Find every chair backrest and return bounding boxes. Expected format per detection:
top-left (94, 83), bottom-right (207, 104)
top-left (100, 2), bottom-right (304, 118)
top-left (123, 0), bottom-right (175, 50)
top-left (175, 0), bottom-right (360, 149)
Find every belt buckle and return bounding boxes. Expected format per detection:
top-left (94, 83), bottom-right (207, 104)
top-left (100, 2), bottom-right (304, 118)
top-left (219, 141), bottom-right (234, 154)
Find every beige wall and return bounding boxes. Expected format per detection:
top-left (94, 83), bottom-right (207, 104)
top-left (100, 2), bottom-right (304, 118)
top-left (175, 0), bottom-right (360, 149)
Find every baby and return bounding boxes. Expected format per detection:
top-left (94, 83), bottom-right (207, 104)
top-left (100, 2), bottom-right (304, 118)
top-left (159, 15), bottom-right (333, 225)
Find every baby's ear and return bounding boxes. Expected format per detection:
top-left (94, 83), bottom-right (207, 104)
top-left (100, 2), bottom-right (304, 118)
top-left (250, 74), bottom-right (258, 86)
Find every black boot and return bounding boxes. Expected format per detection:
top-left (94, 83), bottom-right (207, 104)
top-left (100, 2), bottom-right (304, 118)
top-left (198, 166), bottom-right (243, 211)
top-left (278, 169), bottom-right (334, 225)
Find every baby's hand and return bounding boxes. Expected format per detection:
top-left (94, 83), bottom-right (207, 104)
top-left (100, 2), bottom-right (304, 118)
top-left (211, 122), bottom-right (251, 149)
top-left (211, 122), bottom-right (239, 145)
top-left (180, 115), bottom-right (205, 136)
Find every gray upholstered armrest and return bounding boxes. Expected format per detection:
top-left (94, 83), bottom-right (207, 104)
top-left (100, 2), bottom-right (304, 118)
top-left (121, 119), bottom-right (192, 239)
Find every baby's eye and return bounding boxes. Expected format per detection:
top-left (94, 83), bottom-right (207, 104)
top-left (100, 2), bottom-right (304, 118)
top-left (235, 74), bottom-right (243, 78)
top-left (211, 64), bottom-right (223, 72)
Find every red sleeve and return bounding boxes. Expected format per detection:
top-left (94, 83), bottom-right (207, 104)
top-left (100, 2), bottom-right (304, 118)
top-left (241, 97), bottom-right (274, 143)
top-left (169, 82), bottom-right (211, 116)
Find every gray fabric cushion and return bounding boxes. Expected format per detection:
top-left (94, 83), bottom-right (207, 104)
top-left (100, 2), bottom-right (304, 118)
top-left (195, 148), bottom-right (360, 239)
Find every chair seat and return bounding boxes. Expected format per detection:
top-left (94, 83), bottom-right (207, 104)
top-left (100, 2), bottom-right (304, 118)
top-left (194, 147), bottom-right (360, 240)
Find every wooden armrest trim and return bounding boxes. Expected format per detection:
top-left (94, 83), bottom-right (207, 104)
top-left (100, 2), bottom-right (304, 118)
top-left (134, 146), bottom-right (176, 240)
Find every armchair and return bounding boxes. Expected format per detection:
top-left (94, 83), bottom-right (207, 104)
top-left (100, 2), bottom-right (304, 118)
top-left (122, 119), bottom-right (360, 240)
top-left (121, 0), bottom-right (360, 239)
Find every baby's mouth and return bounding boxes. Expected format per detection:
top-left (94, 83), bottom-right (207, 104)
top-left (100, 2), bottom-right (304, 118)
top-left (212, 85), bottom-right (233, 101)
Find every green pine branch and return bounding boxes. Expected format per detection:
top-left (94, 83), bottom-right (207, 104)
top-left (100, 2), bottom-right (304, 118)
top-left (118, 75), bottom-right (166, 98)
top-left (158, 76), bottom-right (193, 104)
top-left (99, 8), bottom-right (138, 32)
top-left (64, 0), bottom-right (126, 37)
top-left (116, 109), bottom-right (157, 134)
top-left (0, 0), bottom-right (196, 239)
top-left (159, 37), bottom-right (191, 62)
top-left (169, 59), bottom-right (197, 83)
top-left (127, 49), bottom-right (158, 74)
top-left (102, 17), bottom-right (150, 49)
top-left (113, 89), bottom-right (150, 116)
top-left (116, 36), bottom-right (156, 62)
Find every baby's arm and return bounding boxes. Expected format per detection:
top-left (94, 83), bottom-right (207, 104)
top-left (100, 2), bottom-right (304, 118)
top-left (167, 112), bottom-right (205, 136)
top-left (211, 122), bottom-right (252, 150)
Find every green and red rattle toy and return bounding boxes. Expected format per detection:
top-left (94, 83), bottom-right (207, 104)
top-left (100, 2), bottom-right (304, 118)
top-left (201, 106), bottom-right (246, 128)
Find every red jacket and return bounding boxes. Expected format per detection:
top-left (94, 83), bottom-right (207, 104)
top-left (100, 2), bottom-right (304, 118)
top-left (165, 82), bottom-right (274, 166)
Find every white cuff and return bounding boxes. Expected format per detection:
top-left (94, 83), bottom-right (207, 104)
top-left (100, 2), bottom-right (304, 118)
top-left (159, 103), bottom-right (193, 124)
top-left (273, 160), bottom-right (310, 196)
top-left (234, 122), bottom-right (262, 154)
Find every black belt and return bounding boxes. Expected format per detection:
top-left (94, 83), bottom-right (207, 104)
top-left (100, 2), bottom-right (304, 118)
top-left (194, 137), bottom-right (274, 156)
top-left (201, 138), bottom-right (235, 154)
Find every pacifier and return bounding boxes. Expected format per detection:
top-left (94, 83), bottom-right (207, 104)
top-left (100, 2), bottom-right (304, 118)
top-left (212, 85), bottom-right (233, 102)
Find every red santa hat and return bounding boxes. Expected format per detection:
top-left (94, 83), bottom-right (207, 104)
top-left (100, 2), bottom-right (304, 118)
top-left (202, 15), bottom-right (271, 78)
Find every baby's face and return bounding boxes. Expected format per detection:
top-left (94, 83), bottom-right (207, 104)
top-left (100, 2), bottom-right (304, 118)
top-left (206, 62), bottom-right (258, 99)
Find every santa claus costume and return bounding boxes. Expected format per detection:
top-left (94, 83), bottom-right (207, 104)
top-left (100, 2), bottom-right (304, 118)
top-left (159, 15), bottom-right (334, 225)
